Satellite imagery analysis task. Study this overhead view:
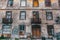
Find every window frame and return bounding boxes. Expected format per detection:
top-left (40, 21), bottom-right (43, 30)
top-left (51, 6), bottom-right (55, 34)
top-left (2, 24), bottom-right (12, 34)
top-left (33, 0), bottom-right (39, 7)
top-left (6, 11), bottom-right (12, 19)
top-left (33, 11), bottom-right (39, 18)
top-left (19, 25), bottom-right (26, 35)
top-left (19, 25), bottom-right (25, 31)
top-left (45, 0), bottom-right (51, 7)
top-left (20, 0), bottom-right (27, 7)
top-left (7, 0), bottom-right (13, 7)
top-left (46, 12), bottom-right (53, 20)
top-left (20, 11), bottom-right (26, 20)
top-left (47, 25), bottom-right (54, 36)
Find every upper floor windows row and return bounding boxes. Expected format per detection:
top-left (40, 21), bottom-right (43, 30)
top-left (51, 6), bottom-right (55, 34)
top-left (7, 0), bottom-right (27, 7)
top-left (5, 11), bottom-right (53, 20)
top-left (7, 0), bottom-right (60, 7)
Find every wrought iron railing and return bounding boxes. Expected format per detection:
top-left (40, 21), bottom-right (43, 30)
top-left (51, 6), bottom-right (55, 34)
top-left (31, 18), bottom-right (41, 24)
top-left (2, 18), bottom-right (13, 24)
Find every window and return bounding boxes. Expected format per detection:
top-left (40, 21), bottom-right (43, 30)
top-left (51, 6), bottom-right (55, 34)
top-left (45, 0), bottom-right (51, 7)
top-left (46, 12), bottom-right (53, 20)
top-left (19, 25), bottom-right (25, 31)
top-left (20, 11), bottom-right (26, 20)
top-left (7, 0), bottom-right (13, 6)
top-left (33, 0), bottom-right (39, 7)
top-left (47, 25), bottom-right (54, 36)
top-left (58, 0), bottom-right (60, 7)
top-left (6, 11), bottom-right (12, 19)
top-left (20, 0), bottom-right (26, 6)
top-left (19, 25), bottom-right (25, 35)
top-left (33, 11), bottom-right (39, 18)
top-left (2, 24), bottom-right (11, 34)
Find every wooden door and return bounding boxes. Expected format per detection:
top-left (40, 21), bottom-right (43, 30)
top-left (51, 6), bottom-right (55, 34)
top-left (32, 25), bottom-right (41, 38)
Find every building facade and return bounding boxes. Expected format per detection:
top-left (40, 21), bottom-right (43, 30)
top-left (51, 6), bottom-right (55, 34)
top-left (0, 0), bottom-right (60, 40)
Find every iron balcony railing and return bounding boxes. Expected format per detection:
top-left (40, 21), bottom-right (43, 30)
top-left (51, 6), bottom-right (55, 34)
top-left (31, 18), bottom-right (41, 24)
top-left (2, 18), bottom-right (13, 24)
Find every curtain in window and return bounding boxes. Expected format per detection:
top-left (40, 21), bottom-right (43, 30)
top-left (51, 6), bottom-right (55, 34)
top-left (20, 0), bottom-right (26, 6)
top-left (6, 11), bottom-right (12, 19)
top-left (33, 0), bottom-right (39, 7)
top-left (8, 0), bottom-right (13, 6)
top-left (20, 11), bottom-right (26, 20)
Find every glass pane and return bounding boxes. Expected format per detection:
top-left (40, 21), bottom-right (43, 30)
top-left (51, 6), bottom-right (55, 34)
top-left (21, 16), bottom-right (25, 20)
top-left (20, 25), bottom-right (24, 30)
top-left (46, 12), bottom-right (52, 20)
top-left (21, 12), bottom-right (25, 16)
top-left (47, 16), bottom-right (52, 19)
top-left (21, 0), bottom-right (26, 6)
top-left (45, 0), bottom-right (51, 6)
top-left (47, 25), bottom-right (54, 36)
top-left (20, 11), bottom-right (26, 20)
top-left (6, 11), bottom-right (12, 18)
top-left (33, 11), bottom-right (39, 18)
top-left (8, 0), bottom-right (13, 6)
top-left (2, 25), bottom-right (11, 34)
top-left (3, 25), bottom-right (11, 29)
top-left (3, 26), bottom-right (11, 29)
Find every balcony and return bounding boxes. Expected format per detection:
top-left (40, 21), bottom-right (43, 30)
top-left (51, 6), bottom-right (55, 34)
top-left (2, 18), bottom-right (13, 24)
top-left (31, 18), bottom-right (41, 24)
